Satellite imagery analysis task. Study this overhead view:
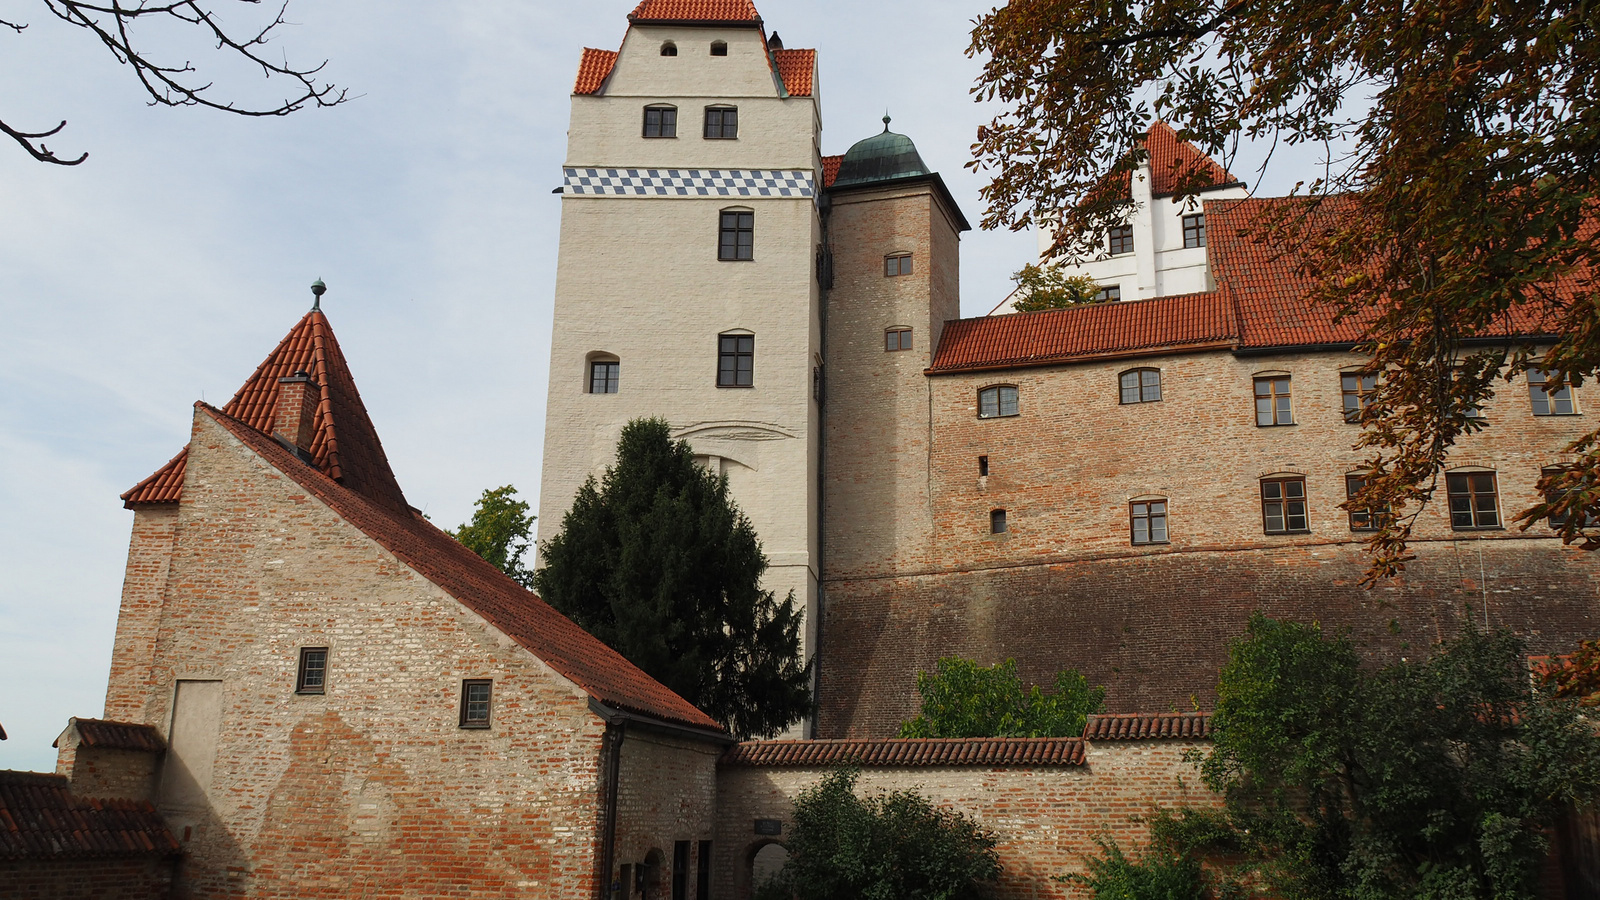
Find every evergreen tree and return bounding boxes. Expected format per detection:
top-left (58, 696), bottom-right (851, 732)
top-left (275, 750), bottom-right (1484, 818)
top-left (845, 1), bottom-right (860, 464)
top-left (451, 485), bottom-right (536, 588)
top-left (533, 418), bottom-right (811, 739)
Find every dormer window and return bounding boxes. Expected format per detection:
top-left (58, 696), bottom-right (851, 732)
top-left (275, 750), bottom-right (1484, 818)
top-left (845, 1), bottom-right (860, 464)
top-left (660, 42), bottom-right (677, 56)
top-left (710, 41), bottom-right (728, 56)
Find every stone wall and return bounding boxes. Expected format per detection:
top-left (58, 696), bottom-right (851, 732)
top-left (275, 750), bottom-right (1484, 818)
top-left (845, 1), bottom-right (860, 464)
top-left (104, 504), bottom-right (178, 721)
top-left (612, 728), bottom-right (724, 898)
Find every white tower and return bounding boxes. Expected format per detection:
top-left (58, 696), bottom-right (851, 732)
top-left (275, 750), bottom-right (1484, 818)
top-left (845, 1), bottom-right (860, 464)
top-left (538, 2), bottom-right (824, 676)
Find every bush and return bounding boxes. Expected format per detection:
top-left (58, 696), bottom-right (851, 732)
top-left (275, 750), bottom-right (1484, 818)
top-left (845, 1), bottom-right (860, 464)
top-left (899, 657), bottom-right (1104, 738)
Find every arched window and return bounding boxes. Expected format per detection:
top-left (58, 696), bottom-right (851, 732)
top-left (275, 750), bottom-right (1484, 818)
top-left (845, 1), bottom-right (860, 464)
top-left (586, 352), bottom-right (619, 394)
top-left (977, 385), bottom-right (1019, 419)
top-left (1129, 498), bottom-right (1168, 545)
top-left (643, 104), bottom-right (677, 138)
top-left (717, 331), bottom-right (754, 387)
top-left (884, 326), bottom-right (912, 352)
top-left (1446, 468), bottom-right (1500, 530)
top-left (1119, 368), bottom-right (1161, 404)
top-left (704, 105), bottom-right (739, 139)
top-left (718, 208), bottom-right (753, 260)
top-left (660, 41), bottom-right (677, 56)
top-left (710, 40), bottom-right (728, 56)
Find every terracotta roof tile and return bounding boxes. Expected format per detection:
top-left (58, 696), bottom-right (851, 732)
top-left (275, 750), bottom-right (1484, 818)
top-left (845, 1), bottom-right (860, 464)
top-left (720, 737), bottom-right (1085, 768)
top-left (122, 310), bottom-right (409, 516)
top-left (1083, 712), bottom-right (1212, 741)
top-left (0, 771), bottom-right (180, 860)
top-left (821, 154), bottom-right (842, 189)
top-left (1145, 121), bottom-right (1241, 197)
top-left (773, 48), bottom-right (814, 97)
top-left (200, 405), bottom-right (722, 735)
top-left (56, 719), bottom-right (165, 753)
top-left (629, 0), bottom-right (761, 22)
top-left (930, 292), bottom-right (1237, 373)
top-left (574, 48), bottom-right (619, 95)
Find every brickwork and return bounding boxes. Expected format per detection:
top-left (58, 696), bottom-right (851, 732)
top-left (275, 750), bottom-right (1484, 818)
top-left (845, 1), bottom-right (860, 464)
top-left (612, 728), bottom-right (723, 897)
top-left (713, 738), bottom-right (1218, 899)
top-left (104, 504), bottom-right (178, 721)
top-left (0, 858), bottom-right (177, 900)
top-left (127, 410), bottom-right (618, 899)
top-left (58, 745), bottom-right (161, 802)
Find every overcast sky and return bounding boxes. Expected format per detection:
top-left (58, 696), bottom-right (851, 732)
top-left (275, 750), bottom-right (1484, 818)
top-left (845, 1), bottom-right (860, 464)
top-left (0, 0), bottom-right (1334, 772)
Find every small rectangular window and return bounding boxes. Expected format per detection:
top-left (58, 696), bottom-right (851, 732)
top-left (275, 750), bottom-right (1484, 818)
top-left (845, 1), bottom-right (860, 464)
top-left (1529, 369), bottom-right (1577, 416)
top-left (978, 455), bottom-right (989, 477)
top-left (673, 840), bottom-right (690, 900)
top-left (1254, 376), bottom-right (1294, 426)
top-left (990, 509), bottom-right (1008, 534)
top-left (884, 253), bottom-right (912, 276)
top-left (1344, 474), bottom-right (1389, 532)
top-left (719, 211), bottom-right (753, 261)
top-left (978, 385), bottom-right (1019, 418)
top-left (718, 334), bottom-right (754, 387)
top-left (1094, 285), bottom-right (1121, 302)
top-left (1182, 214), bottom-right (1206, 248)
top-left (704, 106), bottom-right (738, 139)
top-left (296, 647), bottom-right (328, 694)
top-left (1447, 472), bottom-right (1500, 530)
top-left (1543, 466), bottom-right (1597, 529)
top-left (1341, 372), bottom-right (1377, 423)
top-left (1108, 225), bottom-right (1134, 255)
top-left (644, 106), bottom-right (677, 138)
top-left (884, 327), bottom-right (913, 351)
top-left (590, 361), bottom-right (619, 394)
top-left (460, 679), bottom-right (492, 728)
top-left (1119, 369), bottom-right (1161, 404)
top-left (1261, 477), bottom-right (1309, 534)
top-left (696, 841), bottom-right (712, 900)
top-left (1130, 500), bottom-right (1168, 545)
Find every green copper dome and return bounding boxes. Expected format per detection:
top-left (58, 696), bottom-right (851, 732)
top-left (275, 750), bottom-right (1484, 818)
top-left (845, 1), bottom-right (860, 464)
top-left (831, 115), bottom-right (931, 188)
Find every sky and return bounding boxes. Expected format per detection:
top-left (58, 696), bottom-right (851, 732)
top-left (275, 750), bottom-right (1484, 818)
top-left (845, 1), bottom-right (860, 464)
top-left (0, 0), bottom-right (1333, 773)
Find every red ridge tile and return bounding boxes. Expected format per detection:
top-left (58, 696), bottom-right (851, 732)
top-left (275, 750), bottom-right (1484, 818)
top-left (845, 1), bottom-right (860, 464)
top-left (773, 48), bottom-right (814, 97)
top-left (574, 48), bottom-right (619, 95)
top-left (1082, 712), bottom-right (1212, 741)
top-left (61, 719), bottom-right (165, 753)
top-left (720, 736), bottom-right (1086, 768)
top-left (628, 0), bottom-right (761, 22)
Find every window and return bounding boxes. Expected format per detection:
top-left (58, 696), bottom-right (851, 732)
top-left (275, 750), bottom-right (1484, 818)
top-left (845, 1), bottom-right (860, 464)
top-left (718, 333), bottom-right (754, 387)
top-left (884, 253), bottom-right (912, 276)
top-left (459, 679), bottom-right (492, 728)
top-left (1261, 477), bottom-right (1309, 534)
top-left (1108, 224), bottom-right (1134, 255)
top-left (673, 840), bottom-right (690, 900)
top-left (1182, 213), bottom-right (1206, 248)
top-left (1094, 285), bottom-right (1121, 302)
top-left (885, 327), bottom-right (912, 351)
top-left (1529, 369), bottom-right (1577, 415)
top-left (660, 42), bottom-right (677, 56)
top-left (643, 105), bottom-right (677, 138)
top-left (696, 841), bottom-right (711, 900)
top-left (589, 360), bottom-right (619, 394)
top-left (1543, 466), bottom-right (1596, 529)
top-left (1254, 376), bottom-right (1294, 426)
top-left (718, 210), bottom-right (753, 260)
top-left (1130, 500), bottom-right (1169, 545)
top-left (978, 385), bottom-right (1019, 418)
top-left (296, 647), bottom-right (327, 694)
top-left (710, 40), bottom-right (727, 56)
top-left (1447, 471), bottom-right (1500, 530)
top-left (1344, 473), bottom-right (1388, 532)
top-left (990, 509), bottom-right (1008, 533)
top-left (1341, 372), bottom-right (1377, 423)
top-left (1119, 368), bottom-right (1162, 404)
top-left (978, 455), bottom-right (989, 477)
top-left (704, 106), bottom-right (738, 139)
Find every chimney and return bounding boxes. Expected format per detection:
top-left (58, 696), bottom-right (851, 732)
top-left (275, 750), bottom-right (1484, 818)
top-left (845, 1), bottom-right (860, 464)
top-left (272, 371), bottom-right (320, 455)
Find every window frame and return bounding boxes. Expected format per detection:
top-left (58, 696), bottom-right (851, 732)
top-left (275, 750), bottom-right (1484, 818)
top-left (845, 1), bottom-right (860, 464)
top-left (1108, 224), bottom-right (1134, 256)
top-left (1182, 213), bottom-right (1206, 249)
top-left (1130, 499), bottom-right (1169, 545)
top-left (709, 40), bottom-right (728, 56)
top-left (1528, 369), bottom-right (1578, 416)
top-left (1119, 367), bottom-right (1162, 404)
top-left (1093, 285), bottom-right (1121, 302)
top-left (884, 253), bottom-right (913, 277)
top-left (990, 508), bottom-right (1008, 534)
top-left (459, 679), bottom-right (493, 729)
top-left (660, 41), bottom-right (677, 56)
top-left (884, 327), bottom-right (913, 352)
top-left (1341, 371), bottom-right (1377, 424)
top-left (1542, 466), bottom-right (1597, 530)
top-left (643, 105), bottom-right (678, 138)
top-left (1254, 375), bottom-right (1295, 427)
top-left (717, 333), bottom-right (755, 388)
top-left (1261, 476), bottom-right (1310, 535)
top-left (1446, 470), bottom-right (1501, 530)
top-left (718, 209), bottom-right (753, 261)
top-left (977, 385), bottom-right (1019, 419)
top-left (588, 359), bottom-right (619, 394)
top-left (296, 646), bottom-right (328, 695)
top-left (1344, 473), bottom-right (1389, 532)
top-left (703, 105), bottom-right (739, 139)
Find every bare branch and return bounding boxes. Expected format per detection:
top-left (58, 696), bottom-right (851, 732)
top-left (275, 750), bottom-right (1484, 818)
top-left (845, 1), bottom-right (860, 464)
top-left (0, 17), bottom-right (27, 32)
top-left (0, 117), bottom-right (87, 165)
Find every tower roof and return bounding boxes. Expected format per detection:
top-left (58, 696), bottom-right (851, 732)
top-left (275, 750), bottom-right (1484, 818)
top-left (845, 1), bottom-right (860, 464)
top-left (830, 118), bottom-right (930, 188)
top-left (121, 308), bottom-right (409, 515)
top-left (628, 0), bottom-right (761, 24)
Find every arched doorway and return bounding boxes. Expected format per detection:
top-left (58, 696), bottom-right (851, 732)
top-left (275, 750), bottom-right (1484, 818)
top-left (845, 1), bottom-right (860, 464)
top-left (748, 841), bottom-right (788, 897)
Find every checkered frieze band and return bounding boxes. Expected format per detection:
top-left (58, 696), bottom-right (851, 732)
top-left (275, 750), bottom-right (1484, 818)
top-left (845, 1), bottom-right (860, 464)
top-left (563, 168), bottom-right (815, 198)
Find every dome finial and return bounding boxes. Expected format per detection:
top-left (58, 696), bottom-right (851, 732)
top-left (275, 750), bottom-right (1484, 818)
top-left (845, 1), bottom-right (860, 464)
top-left (310, 278), bottom-right (326, 312)
top-left (882, 111), bottom-right (891, 132)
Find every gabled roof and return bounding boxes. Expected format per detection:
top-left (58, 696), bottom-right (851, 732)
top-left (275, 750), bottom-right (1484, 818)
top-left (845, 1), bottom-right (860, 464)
top-left (1082, 712), bottom-right (1212, 741)
top-left (122, 309), bottom-right (409, 516)
top-left (54, 718), bottom-right (165, 753)
top-left (628, 0), bottom-right (761, 23)
top-left (1086, 121), bottom-right (1245, 205)
top-left (0, 771), bottom-right (180, 859)
top-left (199, 404), bottom-right (722, 734)
top-left (821, 154), bottom-right (842, 189)
top-left (772, 48), bottom-right (815, 97)
top-left (574, 48), bottom-right (619, 95)
top-left (721, 736), bottom-right (1086, 768)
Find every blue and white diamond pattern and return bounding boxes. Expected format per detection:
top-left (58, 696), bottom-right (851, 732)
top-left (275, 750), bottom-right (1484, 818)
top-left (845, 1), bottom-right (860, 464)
top-left (563, 168), bottom-right (814, 198)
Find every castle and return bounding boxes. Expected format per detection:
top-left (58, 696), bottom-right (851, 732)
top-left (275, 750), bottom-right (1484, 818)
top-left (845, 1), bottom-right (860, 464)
top-left (4, 1), bottom-right (1596, 898)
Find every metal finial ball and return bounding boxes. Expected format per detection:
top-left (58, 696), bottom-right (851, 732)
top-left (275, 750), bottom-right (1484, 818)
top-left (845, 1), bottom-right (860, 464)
top-left (311, 279), bottom-right (326, 297)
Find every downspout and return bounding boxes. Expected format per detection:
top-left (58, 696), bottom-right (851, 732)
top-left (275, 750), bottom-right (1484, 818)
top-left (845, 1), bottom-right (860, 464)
top-left (597, 721), bottom-right (626, 900)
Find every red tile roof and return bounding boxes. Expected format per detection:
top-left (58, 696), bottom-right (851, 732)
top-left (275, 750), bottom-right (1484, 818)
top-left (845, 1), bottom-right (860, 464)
top-left (574, 48), bottom-right (619, 95)
top-left (931, 292), bottom-right (1237, 372)
top-left (0, 771), bottom-right (180, 859)
top-left (199, 404), bottom-right (723, 734)
top-left (720, 737), bottom-right (1086, 768)
top-left (1083, 712), bottom-right (1212, 741)
top-left (1145, 121), bottom-right (1241, 197)
top-left (122, 309), bottom-right (409, 516)
top-left (629, 0), bottom-right (761, 22)
top-left (55, 719), bottom-right (165, 753)
top-left (821, 154), bottom-right (842, 189)
top-left (773, 48), bottom-right (814, 97)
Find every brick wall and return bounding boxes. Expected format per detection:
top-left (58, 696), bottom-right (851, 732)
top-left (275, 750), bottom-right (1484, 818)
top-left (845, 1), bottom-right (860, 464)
top-left (713, 738), bottom-right (1217, 899)
top-left (105, 504), bottom-right (178, 721)
top-left (612, 728), bottom-right (723, 898)
top-left (0, 857), bottom-right (177, 900)
top-left (58, 745), bottom-right (160, 802)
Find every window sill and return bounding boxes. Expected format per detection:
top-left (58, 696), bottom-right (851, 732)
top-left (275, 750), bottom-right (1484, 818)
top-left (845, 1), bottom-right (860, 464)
top-left (1264, 530), bottom-right (1312, 536)
top-left (294, 689), bottom-right (325, 696)
top-left (458, 723), bottom-right (492, 730)
top-left (716, 383), bottom-right (755, 389)
top-left (1450, 526), bottom-right (1506, 532)
top-left (703, 136), bottom-right (740, 141)
top-left (1532, 412), bottom-right (1582, 417)
top-left (642, 135), bottom-right (679, 140)
top-left (977, 414), bottom-right (1020, 420)
top-left (1130, 541), bottom-right (1170, 547)
top-left (1256, 422), bottom-right (1297, 428)
top-left (717, 258), bottom-right (756, 262)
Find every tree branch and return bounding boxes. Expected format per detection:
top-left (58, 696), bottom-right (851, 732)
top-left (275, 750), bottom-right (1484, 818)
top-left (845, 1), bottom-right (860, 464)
top-left (0, 117), bottom-right (87, 165)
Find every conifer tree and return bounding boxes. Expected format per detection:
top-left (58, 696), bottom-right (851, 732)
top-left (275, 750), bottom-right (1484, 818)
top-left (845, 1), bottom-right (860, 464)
top-left (533, 418), bottom-right (812, 739)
